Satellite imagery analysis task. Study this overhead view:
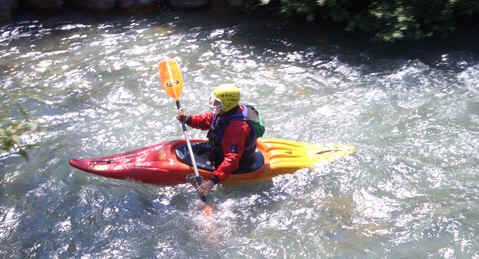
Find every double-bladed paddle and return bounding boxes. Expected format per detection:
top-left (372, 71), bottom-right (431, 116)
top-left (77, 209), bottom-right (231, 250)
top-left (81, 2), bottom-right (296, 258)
top-left (157, 59), bottom-right (209, 205)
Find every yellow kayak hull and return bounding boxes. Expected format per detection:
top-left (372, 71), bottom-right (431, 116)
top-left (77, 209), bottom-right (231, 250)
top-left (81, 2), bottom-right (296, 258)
top-left (221, 138), bottom-right (355, 184)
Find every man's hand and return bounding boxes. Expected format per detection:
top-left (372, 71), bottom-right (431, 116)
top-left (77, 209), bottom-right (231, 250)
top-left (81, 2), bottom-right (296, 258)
top-left (176, 108), bottom-right (187, 122)
top-left (197, 179), bottom-right (215, 197)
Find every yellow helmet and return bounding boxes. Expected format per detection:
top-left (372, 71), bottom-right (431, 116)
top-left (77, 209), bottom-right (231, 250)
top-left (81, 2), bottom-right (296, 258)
top-left (209, 84), bottom-right (240, 113)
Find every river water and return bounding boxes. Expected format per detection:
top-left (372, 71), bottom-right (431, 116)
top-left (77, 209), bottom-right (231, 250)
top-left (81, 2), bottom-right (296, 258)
top-left (1, 10), bottom-right (479, 258)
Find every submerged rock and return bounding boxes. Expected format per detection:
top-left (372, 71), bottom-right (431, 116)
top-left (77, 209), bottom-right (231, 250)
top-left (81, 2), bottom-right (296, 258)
top-left (117, 0), bottom-right (158, 12)
top-left (226, 0), bottom-right (242, 7)
top-left (209, 0), bottom-right (242, 15)
top-left (21, 0), bottom-right (64, 10)
top-left (68, 0), bottom-right (116, 12)
top-left (168, 0), bottom-right (208, 9)
top-left (0, 0), bottom-right (18, 22)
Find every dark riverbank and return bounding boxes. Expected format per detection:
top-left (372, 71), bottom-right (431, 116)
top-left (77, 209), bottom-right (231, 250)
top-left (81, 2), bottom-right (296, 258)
top-left (0, 0), bottom-right (244, 22)
top-left (3, 0), bottom-right (479, 46)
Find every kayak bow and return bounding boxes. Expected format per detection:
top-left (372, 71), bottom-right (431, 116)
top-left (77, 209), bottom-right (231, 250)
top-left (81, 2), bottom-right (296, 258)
top-left (69, 138), bottom-right (355, 185)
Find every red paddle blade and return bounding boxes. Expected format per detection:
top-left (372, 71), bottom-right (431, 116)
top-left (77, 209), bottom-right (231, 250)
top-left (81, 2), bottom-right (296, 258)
top-left (158, 59), bottom-right (183, 101)
top-left (197, 201), bottom-right (213, 216)
top-left (203, 205), bottom-right (213, 216)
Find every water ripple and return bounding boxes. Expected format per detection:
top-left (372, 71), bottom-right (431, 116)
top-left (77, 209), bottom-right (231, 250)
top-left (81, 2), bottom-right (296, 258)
top-left (1, 11), bottom-right (479, 258)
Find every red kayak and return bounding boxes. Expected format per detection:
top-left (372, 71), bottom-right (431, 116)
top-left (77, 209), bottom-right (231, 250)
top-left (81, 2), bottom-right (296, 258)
top-left (69, 138), bottom-right (355, 185)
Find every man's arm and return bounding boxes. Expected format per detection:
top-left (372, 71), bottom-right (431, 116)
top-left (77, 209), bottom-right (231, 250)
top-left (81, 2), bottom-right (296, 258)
top-left (188, 112), bottom-right (214, 130)
top-left (177, 108), bottom-right (214, 130)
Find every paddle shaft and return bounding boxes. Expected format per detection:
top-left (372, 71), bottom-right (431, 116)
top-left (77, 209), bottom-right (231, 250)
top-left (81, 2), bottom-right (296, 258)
top-left (159, 59), bottom-right (208, 203)
top-left (175, 100), bottom-right (207, 203)
top-left (162, 61), bottom-right (201, 179)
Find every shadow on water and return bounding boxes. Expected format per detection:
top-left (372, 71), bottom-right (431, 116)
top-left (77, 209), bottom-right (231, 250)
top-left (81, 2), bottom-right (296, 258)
top-left (4, 8), bottom-right (479, 74)
top-left (175, 10), bottom-right (479, 72)
top-left (256, 18), bottom-right (479, 69)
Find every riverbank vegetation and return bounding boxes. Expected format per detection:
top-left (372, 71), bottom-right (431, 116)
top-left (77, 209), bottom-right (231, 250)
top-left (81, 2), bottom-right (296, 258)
top-left (258, 0), bottom-right (479, 42)
top-left (0, 103), bottom-right (37, 160)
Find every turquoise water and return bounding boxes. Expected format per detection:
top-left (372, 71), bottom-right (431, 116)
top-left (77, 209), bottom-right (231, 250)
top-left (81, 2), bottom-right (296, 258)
top-left (1, 10), bottom-right (479, 258)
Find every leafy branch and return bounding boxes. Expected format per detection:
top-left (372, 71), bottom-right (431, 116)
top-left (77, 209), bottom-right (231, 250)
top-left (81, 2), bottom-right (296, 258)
top-left (0, 104), bottom-right (38, 160)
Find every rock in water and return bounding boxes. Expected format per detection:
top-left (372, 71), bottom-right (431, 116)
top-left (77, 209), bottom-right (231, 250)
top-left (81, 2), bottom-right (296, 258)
top-left (69, 0), bottom-right (116, 12)
top-left (22, 0), bottom-right (64, 10)
top-left (117, 0), bottom-right (157, 12)
top-left (168, 0), bottom-right (208, 9)
top-left (0, 0), bottom-right (18, 22)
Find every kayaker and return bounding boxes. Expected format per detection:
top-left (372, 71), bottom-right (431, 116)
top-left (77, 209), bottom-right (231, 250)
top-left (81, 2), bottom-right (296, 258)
top-left (176, 84), bottom-right (264, 196)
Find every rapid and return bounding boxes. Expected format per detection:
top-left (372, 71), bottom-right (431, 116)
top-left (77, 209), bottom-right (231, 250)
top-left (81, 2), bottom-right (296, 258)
top-left (1, 10), bottom-right (479, 258)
